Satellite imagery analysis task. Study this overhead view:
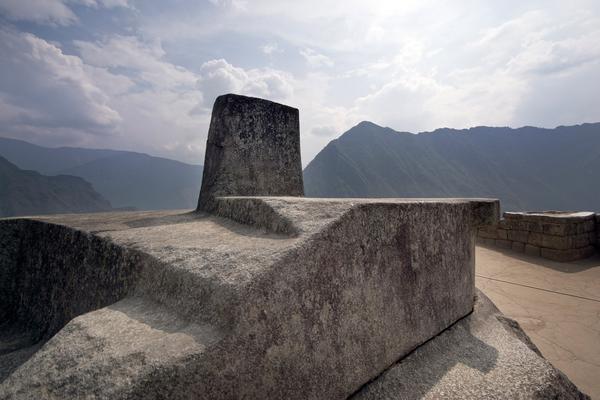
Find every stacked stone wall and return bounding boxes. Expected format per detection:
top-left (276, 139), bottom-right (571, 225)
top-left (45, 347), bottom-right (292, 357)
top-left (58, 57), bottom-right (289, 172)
top-left (478, 211), bottom-right (597, 262)
top-left (596, 214), bottom-right (600, 250)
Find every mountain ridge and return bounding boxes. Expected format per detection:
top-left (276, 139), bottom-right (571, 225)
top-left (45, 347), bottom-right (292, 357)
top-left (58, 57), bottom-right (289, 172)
top-left (0, 137), bottom-right (203, 210)
top-left (304, 121), bottom-right (600, 211)
top-left (0, 156), bottom-right (112, 217)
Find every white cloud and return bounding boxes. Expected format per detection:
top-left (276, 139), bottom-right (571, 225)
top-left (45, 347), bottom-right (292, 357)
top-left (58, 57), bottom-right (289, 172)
top-left (261, 42), bottom-right (281, 55)
top-left (1, 0), bottom-right (600, 166)
top-left (310, 125), bottom-right (337, 137)
top-left (0, 0), bottom-right (78, 26)
top-left (197, 59), bottom-right (294, 109)
top-left (71, 35), bottom-right (207, 161)
top-left (338, 6), bottom-right (600, 135)
top-left (0, 28), bottom-right (120, 135)
top-left (0, 0), bottom-right (130, 26)
top-left (300, 48), bottom-right (334, 68)
top-left (75, 36), bottom-right (197, 89)
top-left (78, 0), bottom-right (130, 8)
top-left (0, 28), bottom-right (208, 162)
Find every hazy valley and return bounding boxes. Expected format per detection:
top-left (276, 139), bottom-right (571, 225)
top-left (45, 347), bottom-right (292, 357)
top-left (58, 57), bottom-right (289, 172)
top-left (1, 121), bottom-right (599, 217)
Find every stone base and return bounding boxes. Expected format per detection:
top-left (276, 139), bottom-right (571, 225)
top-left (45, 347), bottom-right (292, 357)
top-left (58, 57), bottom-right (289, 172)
top-left (1, 197), bottom-right (497, 399)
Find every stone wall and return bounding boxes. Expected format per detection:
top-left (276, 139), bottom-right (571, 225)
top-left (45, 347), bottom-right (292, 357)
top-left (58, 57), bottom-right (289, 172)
top-left (597, 214), bottom-right (600, 250)
top-left (478, 211), bottom-right (597, 262)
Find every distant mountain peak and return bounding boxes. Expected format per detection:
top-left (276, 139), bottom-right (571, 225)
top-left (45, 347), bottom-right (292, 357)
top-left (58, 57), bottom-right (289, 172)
top-left (303, 122), bottom-right (600, 212)
top-left (355, 121), bottom-right (382, 129)
top-left (0, 157), bottom-right (112, 217)
top-left (0, 137), bottom-right (204, 210)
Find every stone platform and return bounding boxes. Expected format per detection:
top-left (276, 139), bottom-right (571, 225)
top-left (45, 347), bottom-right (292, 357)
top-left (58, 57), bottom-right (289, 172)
top-left (1, 197), bottom-right (498, 399)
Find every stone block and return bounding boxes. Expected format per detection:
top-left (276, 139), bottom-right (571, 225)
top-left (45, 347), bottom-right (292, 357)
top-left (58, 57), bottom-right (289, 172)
top-left (498, 219), bottom-right (509, 229)
top-left (525, 211), bottom-right (594, 223)
top-left (541, 234), bottom-right (572, 250)
top-left (507, 230), bottom-right (529, 243)
top-left (0, 197), bottom-right (500, 399)
top-left (525, 244), bottom-right (541, 257)
top-left (477, 238), bottom-right (496, 247)
top-left (589, 232), bottom-right (597, 245)
top-left (503, 212), bottom-right (523, 220)
top-left (351, 292), bottom-right (589, 400)
top-left (596, 214), bottom-right (600, 249)
top-left (528, 232), bottom-right (544, 247)
top-left (496, 239), bottom-right (512, 249)
top-left (478, 227), bottom-right (497, 239)
top-left (541, 246), bottom-right (595, 262)
top-left (511, 242), bottom-right (525, 253)
top-left (542, 223), bottom-right (574, 236)
top-left (526, 221), bottom-right (543, 233)
top-left (572, 233), bottom-right (590, 249)
top-left (197, 94), bottom-right (304, 210)
top-left (470, 200), bottom-right (501, 226)
top-left (505, 219), bottom-right (529, 231)
top-left (496, 229), bottom-right (508, 240)
top-left (576, 220), bottom-right (595, 234)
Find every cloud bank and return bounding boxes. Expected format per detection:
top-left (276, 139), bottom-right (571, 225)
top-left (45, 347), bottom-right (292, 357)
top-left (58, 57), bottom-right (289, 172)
top-left (0, 0), bottom-right (599, 165)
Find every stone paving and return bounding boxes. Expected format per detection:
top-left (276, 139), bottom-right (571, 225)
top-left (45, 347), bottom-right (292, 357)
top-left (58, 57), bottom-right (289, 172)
top-left (476, 245), bottom-right (600, 399)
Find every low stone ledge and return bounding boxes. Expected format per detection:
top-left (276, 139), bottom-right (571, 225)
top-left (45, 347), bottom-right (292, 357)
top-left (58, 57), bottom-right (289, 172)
top-left (541, 246), bottom-right (596, 262)
top-left (477, 210), bottom-right (598, 262)
top-left (496, 239), bottom-right (512, 249)
top-left (507, 229), bottom-right (528, 243)
top-left (525, 244), bottom-right (541, 257)
top-left (497, 228), bottom-right (508, 240)
top-left (504, 211), bottom-right (595, 224)
top-left (596, 214), bottom-right (600, 249)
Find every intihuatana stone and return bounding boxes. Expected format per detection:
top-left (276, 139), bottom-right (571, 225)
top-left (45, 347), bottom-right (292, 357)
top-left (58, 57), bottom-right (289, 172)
top-left (197, 94), bottom-right (304, 211)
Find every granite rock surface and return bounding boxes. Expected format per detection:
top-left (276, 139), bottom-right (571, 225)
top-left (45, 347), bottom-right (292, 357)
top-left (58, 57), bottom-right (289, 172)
top-left (0, 93), bottom-right (588, 399)
top-left (197, 94), bottom-right (304, 211)
top-left (351, 290), bottom-right (590, 400)
top-left (1, 197), bottom-right (498, 399)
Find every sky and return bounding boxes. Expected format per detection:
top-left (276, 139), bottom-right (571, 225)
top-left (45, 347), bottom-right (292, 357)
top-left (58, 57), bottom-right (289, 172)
top-left (1, 0), bottom-right (599, 166)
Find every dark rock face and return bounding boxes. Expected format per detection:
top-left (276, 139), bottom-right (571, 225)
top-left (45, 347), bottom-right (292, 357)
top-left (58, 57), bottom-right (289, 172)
top-left (0, 156), bottom-right (112, 217)
top-left (303, 121), bottom-right (600, 212)
top-left (0, 137), bottom-right (204, 211)
top-left (0, 218), bottom-right (143, 382)
top-left (197, 94), bottom-right (304, 210)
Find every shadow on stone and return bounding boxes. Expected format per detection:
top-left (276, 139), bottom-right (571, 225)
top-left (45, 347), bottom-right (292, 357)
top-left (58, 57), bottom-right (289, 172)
top-left (0, 322), bottom-right (43, 382)
top-left (478, 243), bottom-right (600, 273)
top-left (0, 219), bottom-right (145, 383)
top-left (123, 211), bottom-right (202, 229)
top-left (351, 310), bottom-right (499, 400)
